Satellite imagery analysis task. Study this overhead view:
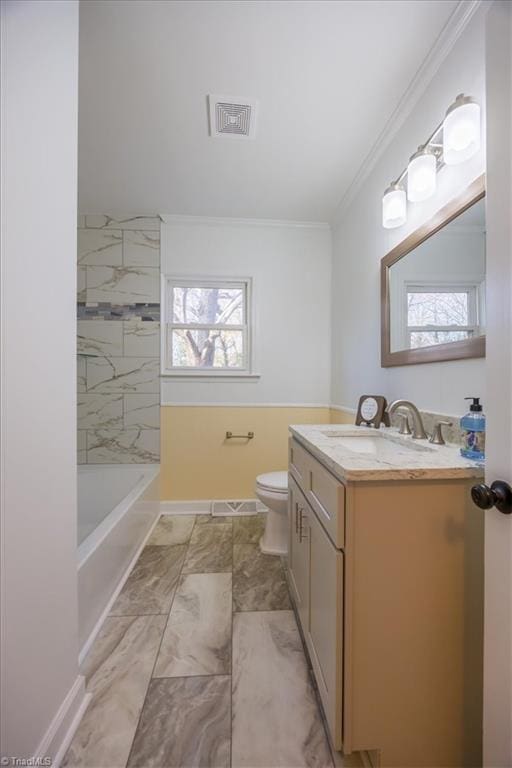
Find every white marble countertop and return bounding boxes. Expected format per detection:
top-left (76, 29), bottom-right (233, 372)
top-left (289, 423), bottom-right (485, 482)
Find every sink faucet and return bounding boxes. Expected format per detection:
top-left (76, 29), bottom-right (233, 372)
top-left (387, 400), bottom-right (428, 440)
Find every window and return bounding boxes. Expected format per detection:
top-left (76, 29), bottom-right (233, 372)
top-left (162, 277), bottom-right (253, 376)
top-left (404, 283), bottom-right (481, 349)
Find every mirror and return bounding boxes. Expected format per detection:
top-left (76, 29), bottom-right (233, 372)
top-left (381, 175), bottom-right (485, 367)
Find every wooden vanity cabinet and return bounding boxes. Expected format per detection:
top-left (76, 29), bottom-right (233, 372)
top-left (287, 436), bottom-right (484, 768)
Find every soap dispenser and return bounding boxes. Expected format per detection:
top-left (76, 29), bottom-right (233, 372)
top-left (460, 397), bottom-right (485, 461)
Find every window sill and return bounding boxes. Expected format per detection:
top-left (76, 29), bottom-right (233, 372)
top-left (161, 371), bottom-right (261, 381)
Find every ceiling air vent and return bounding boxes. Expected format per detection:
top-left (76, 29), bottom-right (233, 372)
top-left (208, 95), bottom-right (258, 139)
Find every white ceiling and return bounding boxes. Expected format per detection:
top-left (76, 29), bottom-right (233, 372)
top-left (78, 0), bottom-right (459, 221)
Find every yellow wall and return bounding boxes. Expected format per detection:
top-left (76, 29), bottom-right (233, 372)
top-left (329, 408), bottom-right (355, 425)
top-left (160, 406), bottom-right (331, 500)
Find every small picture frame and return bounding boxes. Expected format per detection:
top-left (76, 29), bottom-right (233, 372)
top-left (355, 395), bottom-right (389, 428)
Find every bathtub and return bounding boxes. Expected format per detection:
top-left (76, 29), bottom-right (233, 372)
top-left (77, 464), bottom-right (160, 658)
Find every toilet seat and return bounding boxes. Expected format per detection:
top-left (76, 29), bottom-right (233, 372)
top-left (256, 471), bottom-right (288, 494)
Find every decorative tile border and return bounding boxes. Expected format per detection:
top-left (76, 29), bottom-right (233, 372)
top-left (77, 303), bottom-right (160, 321)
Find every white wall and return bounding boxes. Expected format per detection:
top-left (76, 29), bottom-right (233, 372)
top-left (0, 0), bottom-right (83, 759)
top-left (330, 7), bottom-right (487, 417)
top-left (160, 219), bottom-right (332, 405)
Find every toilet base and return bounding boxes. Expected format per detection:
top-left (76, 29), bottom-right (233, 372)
top-left (259, 506), bottom-right (288, 556)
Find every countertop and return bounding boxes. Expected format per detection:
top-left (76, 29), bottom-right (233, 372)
top-left (289, 423), bottom-right (485, 482)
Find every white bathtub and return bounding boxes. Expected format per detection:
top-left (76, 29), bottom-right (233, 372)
top-left (77, 464), bottom-right (160, 658)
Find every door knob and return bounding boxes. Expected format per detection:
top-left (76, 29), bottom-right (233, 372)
top-left (471, 480), bottom-right (512, 514)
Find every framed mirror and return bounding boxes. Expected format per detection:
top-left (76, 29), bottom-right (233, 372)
top-left (381, 175), bottom-right (485, 367)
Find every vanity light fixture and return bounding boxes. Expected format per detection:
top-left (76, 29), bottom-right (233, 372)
top-left (443, 94), bottom-right (481, 165)
top-left (407, 146), bottom-right (437, 202)
top-left (381, 93), bottom-right (481, 228)
top-left (382, 182), bottom-right (407, 229)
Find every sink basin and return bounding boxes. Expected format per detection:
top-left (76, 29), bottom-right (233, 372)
top-left (320, 431), bottom-right (434, 456)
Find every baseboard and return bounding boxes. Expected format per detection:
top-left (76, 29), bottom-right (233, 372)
top-left (159, 500), bottom-right (212, 515)
top-left (159, 499), bottom-right (267, 515)
top-left (33, 675), bottom-right (91, 767)
top-left (78, 511), bottom-right (161, 665)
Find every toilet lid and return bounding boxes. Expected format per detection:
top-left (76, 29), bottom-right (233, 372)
top-left (256, 471), bottom-right (288, 492)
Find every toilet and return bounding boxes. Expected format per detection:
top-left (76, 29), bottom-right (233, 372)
top-left (255, 471), bottom-right (288, 555)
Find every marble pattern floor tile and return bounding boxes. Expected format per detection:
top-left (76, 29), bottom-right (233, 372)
top-left (110, 545), bottom-right (186, 615)
top-left (154, 572), bottom-right (232, 678)
top-left (182, 522), bottom-right (233, 574)
top-left (231, 610), bottom-right (333, 768)
top-left (62, 615), bottom-right (166, 768)
top-left (233, 542), bottom-right (291, 611)
top-left (233, 513), bottom-right (266, 544)
top-left (127, 676), bottom-right (231, 768)
top-left (147, 515), bottom-right (196, 546)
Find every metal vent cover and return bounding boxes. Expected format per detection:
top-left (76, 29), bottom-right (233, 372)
top-left (208, 95), bottom-right (258, 139)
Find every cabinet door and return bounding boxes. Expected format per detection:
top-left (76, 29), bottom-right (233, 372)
top-left (288, 476), bottom-right (310, 632)
top-left (307, 506), bottom-right (344, 750)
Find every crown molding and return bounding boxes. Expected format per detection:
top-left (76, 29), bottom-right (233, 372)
top-left (330, 0), bottom-right (485, 225)
top-left (160, 213), bottom-right (330, 230)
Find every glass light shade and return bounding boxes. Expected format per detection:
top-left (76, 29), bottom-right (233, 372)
top-left (382, 185), bottom-right (406, 229)
top-left (443, 98), bottom-right (481, 165)
top-left (407, 151), bottom-right (436, 202)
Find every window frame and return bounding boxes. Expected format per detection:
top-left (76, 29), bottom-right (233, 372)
top-left (161, 275), bottom-right (257, 378)
top-left (402, 281), bottom-right (482, 350)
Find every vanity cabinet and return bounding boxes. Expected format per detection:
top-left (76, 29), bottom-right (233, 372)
top-left (287, 434), bottom-right (484, 768)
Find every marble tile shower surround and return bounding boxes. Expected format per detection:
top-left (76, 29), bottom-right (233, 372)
top-left (77, 215), bottom-right (161, 464)
top-left (63, 514), bottom-right (341, 768)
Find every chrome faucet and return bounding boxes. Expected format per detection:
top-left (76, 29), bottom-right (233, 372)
top-left (388, 400), bottom-right (428, 440)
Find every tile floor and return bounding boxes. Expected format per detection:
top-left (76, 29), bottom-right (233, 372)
top-left (63, 514), bottom-right (354, 768)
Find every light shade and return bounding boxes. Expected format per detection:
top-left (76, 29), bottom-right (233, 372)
top-left (443, 95), bottom-right (481, 165)
top-left (382, 183), bottom-right (406, 229)
top-left (407, 148), bottom-right (436, 202)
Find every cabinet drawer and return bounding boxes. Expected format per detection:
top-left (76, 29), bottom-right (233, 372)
top-left (289, 438), bottom-right (310, 489)
top-left (290, 437), bottom-right (345, 549)
top-left (308, 456), bottom-right (345, 549)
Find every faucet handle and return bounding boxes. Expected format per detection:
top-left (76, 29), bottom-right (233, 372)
top-left (429, 420), bottom-right (453, 446)
top-left (397, 412), bottom-right (412, 436)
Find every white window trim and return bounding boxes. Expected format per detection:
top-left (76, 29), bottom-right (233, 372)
top-left (401, 280), bottom-right (483, 350)
top-left (160, 274), bottom-right (259, 379)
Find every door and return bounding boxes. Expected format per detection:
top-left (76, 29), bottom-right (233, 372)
top-left (482, 3), bottom-right (512, 764)
top-left (288, 476), bottom-right (310, 631)
top-left (307, 507), bottom-right (343, 750)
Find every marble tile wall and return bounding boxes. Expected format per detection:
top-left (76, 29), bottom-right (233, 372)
top-left (77, 215), bottom-right (161, 464)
